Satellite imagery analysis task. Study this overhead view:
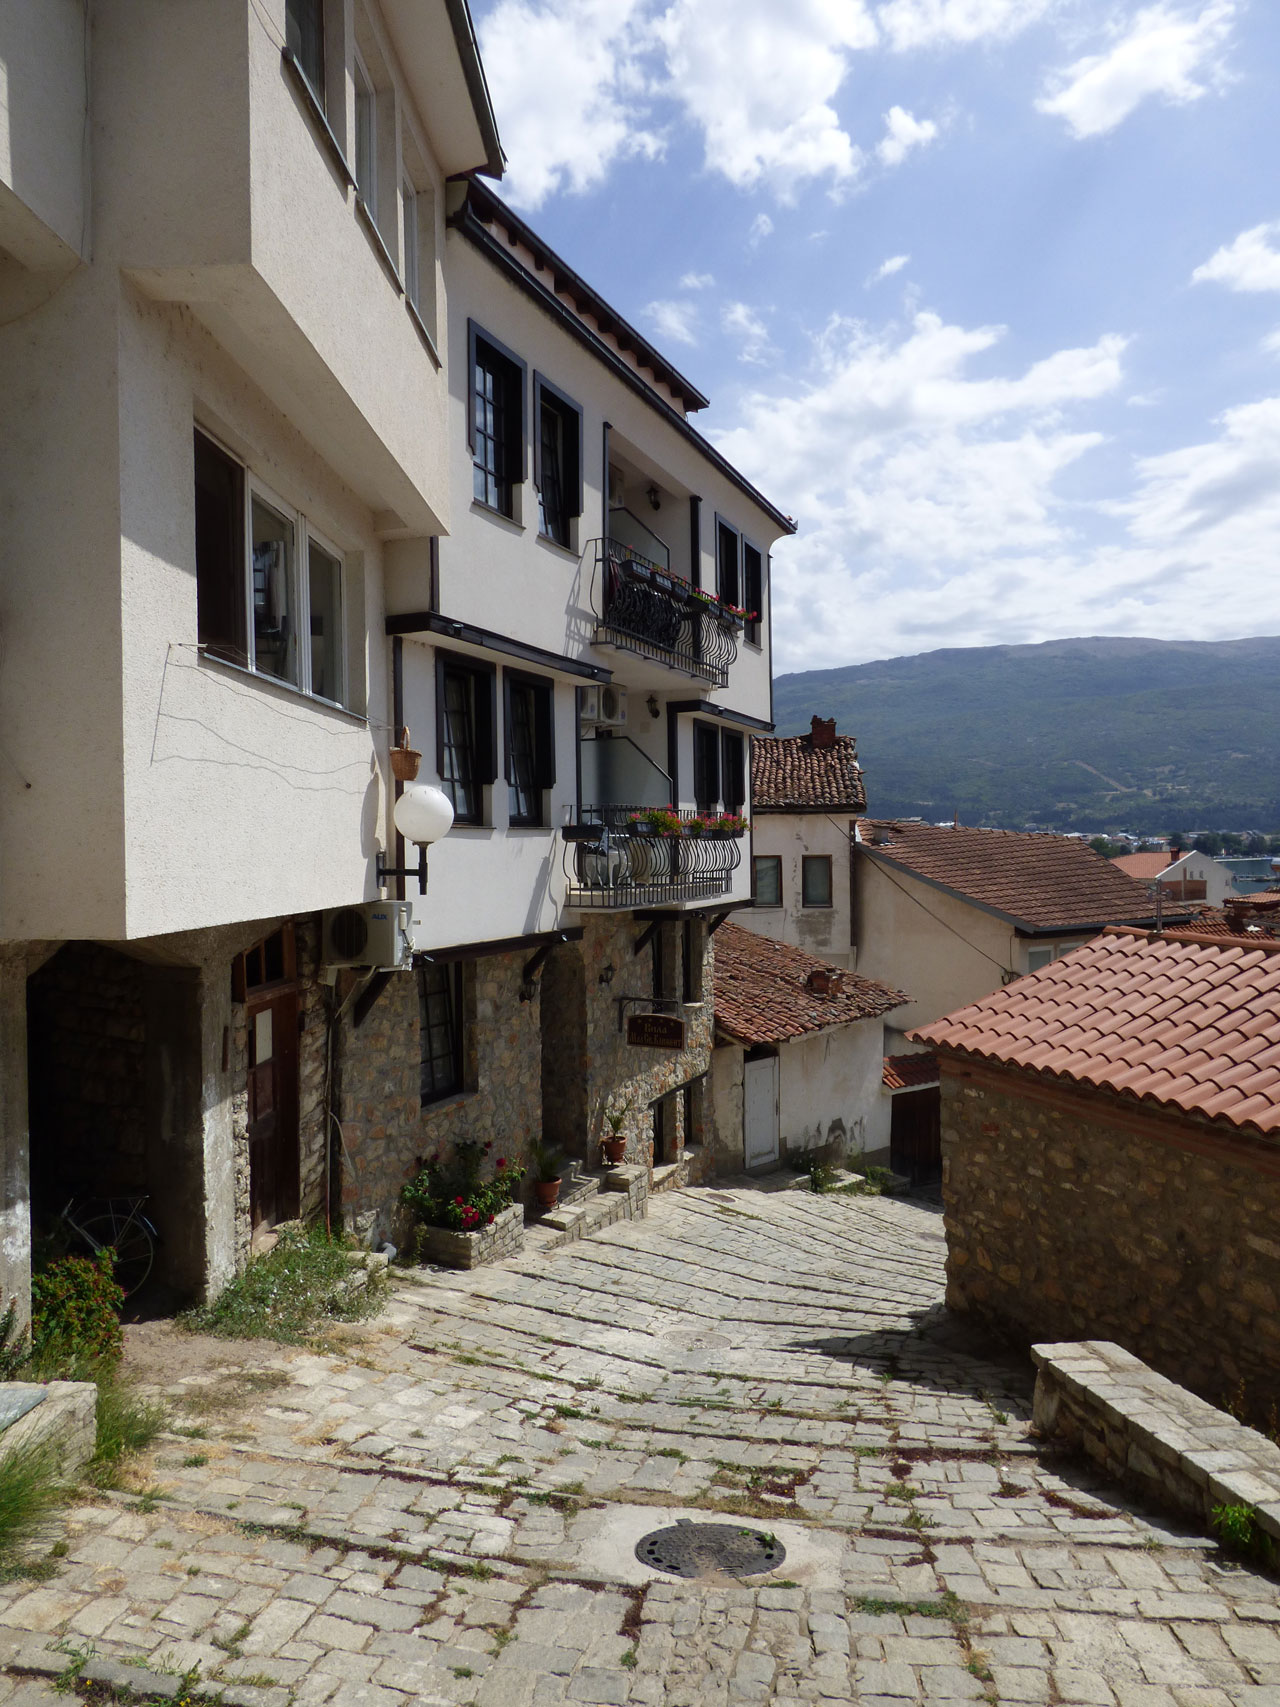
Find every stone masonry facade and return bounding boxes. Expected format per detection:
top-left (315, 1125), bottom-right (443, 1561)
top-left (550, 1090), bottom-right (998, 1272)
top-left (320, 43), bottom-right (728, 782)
top-left (940, 1060), bottom-right (1280, 1429)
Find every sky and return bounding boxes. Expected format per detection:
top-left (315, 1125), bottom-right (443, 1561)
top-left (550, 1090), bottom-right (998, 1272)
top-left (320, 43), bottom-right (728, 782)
top-left (468, 0), bottom-right (1280, 674)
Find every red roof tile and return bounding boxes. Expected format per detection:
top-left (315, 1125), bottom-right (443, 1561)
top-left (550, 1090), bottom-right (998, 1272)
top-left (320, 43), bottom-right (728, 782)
top-left (751, 730), bottom-right (865, 812)
top-left (912, 926), bottom-right (1280, 1136)
top-left (714, 923), bottom-right (906, 1046)
top-left (1112, 851), bottom-right (1175, 880)
top-left (883, 1052), bottom-right (940, 1091)
top-left (859, 820), bottom-right (1185, 933)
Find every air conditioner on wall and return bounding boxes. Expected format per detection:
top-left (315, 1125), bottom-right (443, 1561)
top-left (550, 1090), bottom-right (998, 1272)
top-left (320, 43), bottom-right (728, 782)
top-left (321, 901), bottom-right (414, 970)
top-left (597, 685), bottom-right (628, 729)
top-left (579, 685), bottom-right (601, 725)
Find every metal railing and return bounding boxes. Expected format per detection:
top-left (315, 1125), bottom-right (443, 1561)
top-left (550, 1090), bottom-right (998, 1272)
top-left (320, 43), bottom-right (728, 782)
top-left (562, 815), bottom-right (742, 908)
top-left (590, 540), bottom-right (738, 688)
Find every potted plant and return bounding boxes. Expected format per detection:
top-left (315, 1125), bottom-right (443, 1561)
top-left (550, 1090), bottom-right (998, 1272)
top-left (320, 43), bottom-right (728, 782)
top-left (712, 812), bottom-right (748, 837)
top-left (601, 1100), bottom-right (630, 1165)
top-left (529, 1140), bottom-right (565, 1210)
top-left (631, 805), bottom-right (684, 836)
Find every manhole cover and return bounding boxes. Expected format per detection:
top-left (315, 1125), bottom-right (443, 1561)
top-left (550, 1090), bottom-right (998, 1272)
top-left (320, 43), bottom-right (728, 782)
top-left (635, 1520), bottom-right (786, 1579)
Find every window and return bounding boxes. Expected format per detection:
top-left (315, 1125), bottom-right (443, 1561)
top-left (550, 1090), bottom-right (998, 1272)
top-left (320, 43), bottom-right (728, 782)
top-left (504, 671), bottom-right (555, 826)
top-left (534, 378), bottom-right (583, 547)
top-left (436, 652), bottom-right (496, 825)
top-left (469, 323), bottom-right (526, 518)
top-left (1026, 948), bottom-right (1054, 973)
top-left (419, 962), bottom-right (463, 1104)
top-left (307, 536), bottom-right (344, 704)
top-left (802, 856), bottom-right (833, 908)
top-left (716, 517), bottom-right (740, 609)
top-left (194, 430), bottom-right (353, 704)
top-left (401, 176), bottom-right (419, 306)
top-left (682, 919), bottom-right (702, 1003)
top-left (721, 731), bottom-right (745, 811)
top-left (693, 724), bottom-right (720, 814)
top-left (743, 542), bottom-right (763, 645)
top-left (353, 54), bottom-right (376, 207)
top-left (285, 0), bottom-right (325, 109)
top-left (194, 430), bottom-right (246, 664)
top-left (753, 856), bottom-right (782, 907)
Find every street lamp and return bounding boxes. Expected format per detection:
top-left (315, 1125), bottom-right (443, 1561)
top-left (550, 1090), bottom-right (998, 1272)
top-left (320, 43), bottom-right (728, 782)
top-left (377, 782), bottom-right (454, 896)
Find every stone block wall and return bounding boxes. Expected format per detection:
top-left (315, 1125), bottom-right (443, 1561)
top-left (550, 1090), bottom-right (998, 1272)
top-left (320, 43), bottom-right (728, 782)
top-left (413, 1202), bottom-right (525, 1270)
top-left (941, 1061), bottom-right (1280, 1428)
top-left (336, 949), bottom-right (542, 1247)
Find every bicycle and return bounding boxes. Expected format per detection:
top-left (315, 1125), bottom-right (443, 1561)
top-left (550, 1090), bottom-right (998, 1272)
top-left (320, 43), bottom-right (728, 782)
top-left (58, 1195), bottom-right (160, 1298)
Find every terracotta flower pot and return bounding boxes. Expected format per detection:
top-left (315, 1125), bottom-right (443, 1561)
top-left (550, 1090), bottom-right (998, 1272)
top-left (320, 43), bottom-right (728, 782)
top-left (603, 1136), bottom-right (627, 1165)
top-left (535, 1177), bottom-right (562, 1209)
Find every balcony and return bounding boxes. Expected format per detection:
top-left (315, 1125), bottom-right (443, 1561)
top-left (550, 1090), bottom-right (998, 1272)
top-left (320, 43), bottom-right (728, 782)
top-left (562, 808), bottom-right (743, 909)
top-left (591, 540), bottom-right (739, 689)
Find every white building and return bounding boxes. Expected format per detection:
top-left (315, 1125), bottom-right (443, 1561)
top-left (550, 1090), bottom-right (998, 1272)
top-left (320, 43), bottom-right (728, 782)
top-left (1112, 850), bottom-right (1237, 906)
top-left (0, 4), bottom-right (794, 1315)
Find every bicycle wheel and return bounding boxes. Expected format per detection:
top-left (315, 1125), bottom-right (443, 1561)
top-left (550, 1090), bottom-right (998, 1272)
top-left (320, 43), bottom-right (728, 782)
top-left (74, 1208), bottom-right (156, 1298)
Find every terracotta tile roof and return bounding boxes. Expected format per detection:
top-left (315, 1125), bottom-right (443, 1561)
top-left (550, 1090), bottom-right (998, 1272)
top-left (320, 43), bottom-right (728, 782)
top-left (714, 923), bottom-right (907, 1046)
top-left (1176, 896), bottom-right (1280, 940)
top-left (1112, 851), bottom-right (1175, 880)
top-left (751, 732), bottom-right (866, 812)
top-left (883, 1052), bottom-right (940, 1091)
top-left (859, 820), bottom-right (1186, 933)
top-left (912, 925), bottom-right (1280, 1136)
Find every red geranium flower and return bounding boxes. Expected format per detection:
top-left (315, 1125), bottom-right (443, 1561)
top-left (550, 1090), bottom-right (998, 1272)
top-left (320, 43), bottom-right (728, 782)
top-left (454, 1195), bottom-right (464, 1205)
top-left (497, 1157), bottom-right (507, 1170)
top-left (487, 1213), bottom-right (495, 1224)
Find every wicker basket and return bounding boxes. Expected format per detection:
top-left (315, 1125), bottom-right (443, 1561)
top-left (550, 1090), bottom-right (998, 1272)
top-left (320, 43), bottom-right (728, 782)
top-left (390, 730), bottom-right (422, 782)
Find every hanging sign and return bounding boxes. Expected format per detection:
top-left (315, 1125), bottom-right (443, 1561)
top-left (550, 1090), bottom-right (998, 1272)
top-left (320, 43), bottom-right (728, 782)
top-left (626, 1012), bottom-right (686, 1049)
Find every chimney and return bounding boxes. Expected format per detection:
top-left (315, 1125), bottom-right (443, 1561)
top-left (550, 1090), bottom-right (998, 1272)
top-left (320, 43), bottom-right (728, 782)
top-left (810, 716), bottom-right (836, 750)
top-left (805, 966), bottom-right (846, 997)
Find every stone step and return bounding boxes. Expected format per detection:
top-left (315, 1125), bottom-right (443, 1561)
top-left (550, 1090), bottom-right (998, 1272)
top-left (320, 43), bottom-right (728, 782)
top-left (525, 1163), bottom-right (651, 1254)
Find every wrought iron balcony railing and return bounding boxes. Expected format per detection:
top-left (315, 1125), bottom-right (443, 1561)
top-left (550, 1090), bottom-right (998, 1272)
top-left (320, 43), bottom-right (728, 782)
top-left (590, 541), bottom-right (738, 688)
top-left (562, 810), bottom-right (742, 909)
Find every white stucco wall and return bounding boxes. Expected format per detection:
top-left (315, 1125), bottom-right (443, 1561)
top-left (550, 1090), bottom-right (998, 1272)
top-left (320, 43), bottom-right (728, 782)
top-left (854, 853), bottom-right (1095, 1046)
top-left (0, 0), bottom-right (86, 268)
top-left (1164, 853), bottom-right (1235, 905)
top-left (743, 814), bottom-right (855, 967)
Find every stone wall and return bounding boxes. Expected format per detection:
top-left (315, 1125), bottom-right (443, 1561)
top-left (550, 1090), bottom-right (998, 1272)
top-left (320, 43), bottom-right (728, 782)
top-left (336, 949), bottom-right (543, 1247)
top-left (413, 1201), bottom-right (525, 1270)
top-left (941, 1060), bottom-right (1280, 1428)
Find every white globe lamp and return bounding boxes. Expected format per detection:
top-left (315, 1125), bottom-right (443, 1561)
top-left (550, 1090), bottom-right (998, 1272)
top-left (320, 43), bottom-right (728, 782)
top-left (379, 783), bottom-right (454, 895)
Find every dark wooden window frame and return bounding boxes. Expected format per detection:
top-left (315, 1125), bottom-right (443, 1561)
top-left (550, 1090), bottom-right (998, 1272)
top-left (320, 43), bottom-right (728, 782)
top-left (419, 960), bottom-right (465, 1105)
top-left (720, 730), bottom-right (745, 812)
top-left (693, 722), bottom-right (720, 814)
top-left (533, 374), bottom-right (584, 547)
top-left (435, 649), bottom-right (497, 825)
top-left (468, 321), bottom-right (527, 518)
top-left (802, 854), bottom-right (834, 909)
top-left (194, 429), bottom-right (248, 667)
top-left (503, 667), bottom-right (556, 826)
top-left (715, 513), bottom-right (740, 609)
top-left (742, 538), bottom-right (764, 646)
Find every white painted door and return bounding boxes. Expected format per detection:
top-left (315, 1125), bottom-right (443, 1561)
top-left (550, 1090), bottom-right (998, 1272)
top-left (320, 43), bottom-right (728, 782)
top-left (743, 1056), bottom-right (780, 1171)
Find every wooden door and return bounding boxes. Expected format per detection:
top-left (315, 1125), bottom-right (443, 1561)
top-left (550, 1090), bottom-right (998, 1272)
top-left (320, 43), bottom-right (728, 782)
top-left (743, 1055), bottom-right (779, 1171)
top-left (890, 1087), bottom-right (941, 1184)
top-left (247, 988), bottom-right (300, 1230)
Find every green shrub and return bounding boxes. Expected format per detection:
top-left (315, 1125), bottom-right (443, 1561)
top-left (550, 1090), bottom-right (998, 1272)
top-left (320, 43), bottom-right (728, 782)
top-left (182, 1223), bottom-right (386, 1345)
top-left (1211, 1501), bottom-right (1276, 1566)
top-left (401, 1138), bottom-right (525, 1233)
top-left (0, 1440), bottom-right (65, 1576)
top-left (30, 1250), bottom-right (123, 1376)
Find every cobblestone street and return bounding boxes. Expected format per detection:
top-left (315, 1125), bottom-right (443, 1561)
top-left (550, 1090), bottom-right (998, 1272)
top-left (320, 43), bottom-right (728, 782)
top-left (2, 1183), bottom-right (1278, 1707)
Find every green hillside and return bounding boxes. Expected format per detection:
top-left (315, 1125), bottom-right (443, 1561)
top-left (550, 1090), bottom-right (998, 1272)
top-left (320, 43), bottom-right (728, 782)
top-left (771, 636), bottom-right (1280, 834)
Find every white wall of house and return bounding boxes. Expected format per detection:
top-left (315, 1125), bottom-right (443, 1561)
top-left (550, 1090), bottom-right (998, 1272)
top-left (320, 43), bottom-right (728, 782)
top-left (854, 854), bottom-right (1094, 1046)
top-left (0, 0), bottom-right (86, 270)
top-left (745, 814), bottom-right (855, 967)
top-left (1164, 852), bottom-right (1235, 904)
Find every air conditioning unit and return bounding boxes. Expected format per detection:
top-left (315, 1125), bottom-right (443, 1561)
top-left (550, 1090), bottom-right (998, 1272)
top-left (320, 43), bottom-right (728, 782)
top-left (579, 685), bottom-right (601, 725)
top-left (322, 900), bottom-right (414, 970)
top-left (597, 685), bottom-right (628, 729)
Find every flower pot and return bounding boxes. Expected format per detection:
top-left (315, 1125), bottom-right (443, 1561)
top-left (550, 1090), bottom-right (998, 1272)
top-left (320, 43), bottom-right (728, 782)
top-left (390, 731), bottom-right (422, 782)
top-left (603, 1136), bottom-right (627, 1165)
top-left (535, 1177), bottom-right (562, 1209)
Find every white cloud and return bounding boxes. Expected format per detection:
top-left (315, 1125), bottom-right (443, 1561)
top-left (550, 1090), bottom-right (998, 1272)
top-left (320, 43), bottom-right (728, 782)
top-left (644, 299), bottom-right (700, 346)
top-left (476, 0), bottom-right (661, 207)
top-left (1037, 1), bottom-right (1236, 140)
top-left (876, 106), bottom-right (939, 166)
top-left (870, 254), bottom-right (911, 284)
top-left (877, 0), bottom-right (1053, 51)
top-left (748, 213), bottom-right (775, 247)
top-left (656, 0), bottom-right (877, 197)
top-left (679, 271), bottom-right (716, 290)
top-left (1264, 329), bottom-right (1280, 356)
top-left (1192, 222), bottom-right (1280, 293)
top-left (722, 301), bottom-right (775, 365)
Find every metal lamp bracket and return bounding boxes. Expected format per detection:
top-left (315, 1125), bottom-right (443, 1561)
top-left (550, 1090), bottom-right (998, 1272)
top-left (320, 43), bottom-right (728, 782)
top-left (376, 844), bottom-right (430, 896)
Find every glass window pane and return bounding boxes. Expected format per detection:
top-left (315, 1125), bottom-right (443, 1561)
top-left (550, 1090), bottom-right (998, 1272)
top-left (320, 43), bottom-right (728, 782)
top-left (402, 179), bottom-right (419, 305)
top-left (308, 539), bottom-right (343, 703)
top-left (802, 856), bottom-right (832, 908)
top-left (251, 495), bottom-right (298, 684)
top-left (285, 0), bottom-right (325, 106)
top-left (419, 964), bottom-right (460, 1102)
top-left (508, 681), bottom-right (539, 824)
top-left (194, 431), bottom-right (246, 663)
top-left (355, 63), bottom-right (375, 204)
top-left (753, 857), bottom-right (781, 907)
top-left (442, 668), bottom-right (479, 821)
top-left (539, 395), bottom-right (568, 545)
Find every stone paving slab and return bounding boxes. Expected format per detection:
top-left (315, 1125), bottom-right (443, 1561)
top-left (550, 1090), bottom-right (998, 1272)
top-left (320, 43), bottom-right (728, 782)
top-left (0, 1183), bottom-right (1276, 1705)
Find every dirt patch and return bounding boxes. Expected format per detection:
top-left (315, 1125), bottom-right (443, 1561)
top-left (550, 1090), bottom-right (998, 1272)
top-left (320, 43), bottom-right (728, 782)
top-left (123, 1320), bottom-right (298, 1392)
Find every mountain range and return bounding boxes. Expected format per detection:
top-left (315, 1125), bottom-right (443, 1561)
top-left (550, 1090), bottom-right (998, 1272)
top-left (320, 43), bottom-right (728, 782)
top-left (770, 636), bottom-right (1280, 834)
